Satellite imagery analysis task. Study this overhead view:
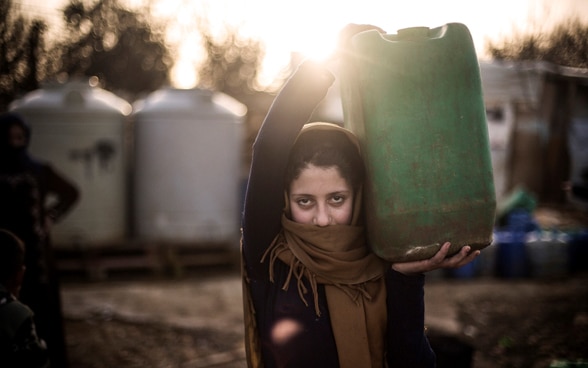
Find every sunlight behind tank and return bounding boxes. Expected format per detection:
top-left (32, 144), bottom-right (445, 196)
top-left (9, 79), bottom-right (132, 248)
top-left (132, 88), bottom-right (246, 248)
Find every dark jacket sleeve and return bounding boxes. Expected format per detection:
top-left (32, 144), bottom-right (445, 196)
top-left (241, 60), bottom-right (335, 277)
top-left (12, 316), bottom-right (50, 368)
top-left (1, 300), bottom-right (50, 368)
top-left (386, 269), bottom-right (436, 367)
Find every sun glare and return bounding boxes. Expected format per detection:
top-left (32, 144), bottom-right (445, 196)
top-left (160, 0), bottom-right (349, 89)
top-left (292, 29), bottom-right (340, 63)
top-left (172, 60), bottom-right (198, 89)
top-left (24, 0), bottom-right (588, 91)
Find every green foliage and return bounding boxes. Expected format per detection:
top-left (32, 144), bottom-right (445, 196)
top-left (486, 18), bottom-right (588, 68)
top-left (0, 0), bottom-right (46, 110)
top-left (47, 0), bottom-right (172, 100)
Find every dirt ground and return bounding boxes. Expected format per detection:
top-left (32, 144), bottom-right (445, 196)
top-left (59, 202), bottom-right (588, 368)
top-left (59, 264), bottom-right (588, 368)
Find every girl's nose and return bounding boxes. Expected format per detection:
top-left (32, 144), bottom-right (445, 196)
top-left (313, 206), bottom-right (332, 227)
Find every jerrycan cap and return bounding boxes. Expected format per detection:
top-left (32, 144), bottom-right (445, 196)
top-left (396, 26), bottom-right (430, 40)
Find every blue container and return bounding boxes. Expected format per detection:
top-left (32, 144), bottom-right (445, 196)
top-left (495, 230), bottom-right (529, 278)
top-left (450, 258), bottom-right (479, 279)
top-left (568, 230), bottom-right (588, 273)
top-left (477, 242), bottom-right (497, 277)
top-left (507, 209), bottom-right (538, 233)
top-left (527, 231), bottom-right (569, 279)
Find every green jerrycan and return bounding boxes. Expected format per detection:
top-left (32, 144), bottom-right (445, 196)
top-left (340, 23), bottom-right (496, 262)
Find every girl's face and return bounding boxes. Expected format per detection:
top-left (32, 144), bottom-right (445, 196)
top-left (288, 164), bottom-right (354, 226)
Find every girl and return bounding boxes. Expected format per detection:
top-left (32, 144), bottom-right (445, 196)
top-left (241, 25), bottom-right (478, 368)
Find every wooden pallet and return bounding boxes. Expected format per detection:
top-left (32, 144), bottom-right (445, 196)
top-left (55, 242), bottom-right (239, 280)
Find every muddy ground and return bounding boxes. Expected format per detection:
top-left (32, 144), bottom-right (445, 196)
top-left (59, 206), bottom-right (588, 368)
top-left (60, 265), bottom-right (588, 368)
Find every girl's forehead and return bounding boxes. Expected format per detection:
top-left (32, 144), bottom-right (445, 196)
top-left (290, 165), bottom-right (351, 193)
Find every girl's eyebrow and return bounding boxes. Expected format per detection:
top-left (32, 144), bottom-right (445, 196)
top-left (289, 192), bottom-right (313, 197)
top-left (329, 190), bottom-right (351, 195)
top-left (290, 189), bottom-right (351, 197)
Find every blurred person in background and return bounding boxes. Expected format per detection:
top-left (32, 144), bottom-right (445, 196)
top-left (0, 112), bottom-right (79, 368)
top-left (0, 229), bottom-right (50, 368)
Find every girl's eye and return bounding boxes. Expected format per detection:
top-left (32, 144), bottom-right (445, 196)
top-left (296, 198), bottom-right (313, 207)
top-left (330, 195), bottom-right (345, 205)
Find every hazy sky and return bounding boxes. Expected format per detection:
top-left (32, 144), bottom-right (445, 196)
top-left (17, 0), bottom-right (588, 88)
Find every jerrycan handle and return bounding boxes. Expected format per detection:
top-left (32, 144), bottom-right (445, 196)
top-left (396, 26), bottom-right (430, 41)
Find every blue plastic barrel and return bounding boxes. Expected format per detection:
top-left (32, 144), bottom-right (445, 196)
top-left (568, 229), bottom-right (588, 273)
top-left (449, 258), bottom-right (479, 279)
top-left (527, 231), bottom-right (569, 279)
top-left (495, 230), bottom-right (529, 278)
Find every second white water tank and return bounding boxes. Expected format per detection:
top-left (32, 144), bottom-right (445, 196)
top-left (132, 88), bottom-right (246, 246)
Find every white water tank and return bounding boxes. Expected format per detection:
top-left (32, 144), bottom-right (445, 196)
top-left (10, 80), bottom-right (132, 248)
top-left (132, 88), bottom-right (246, 247)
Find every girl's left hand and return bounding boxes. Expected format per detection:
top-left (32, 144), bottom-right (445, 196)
top-left (391, 242), bottom-right (480, 275)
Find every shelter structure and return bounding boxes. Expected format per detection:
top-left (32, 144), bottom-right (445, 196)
top-left (480, 61), bottom-right (588, 209)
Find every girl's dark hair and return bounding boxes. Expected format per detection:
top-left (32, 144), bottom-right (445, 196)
top-left (285, 129), bottom-right (364, 191)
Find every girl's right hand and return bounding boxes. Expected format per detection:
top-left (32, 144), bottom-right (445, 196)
top-left (391, 242), bottom-right (480, 275)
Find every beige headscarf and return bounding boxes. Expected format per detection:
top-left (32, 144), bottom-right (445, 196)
top-left (262, 122), bottom-right (390, 368)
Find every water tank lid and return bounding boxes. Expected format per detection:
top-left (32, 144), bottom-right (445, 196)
top-left (133, 88), bottom-right (247, 118)
top-left (9, 80), bottom-right (132, 116)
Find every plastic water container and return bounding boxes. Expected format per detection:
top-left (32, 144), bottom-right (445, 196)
top-left (527, 231), bottom-right (569, 279)
top-left (494, 211), bottom-right (536, 278)
top-left (10, 80), bottom-right (132, 247)
top-left (494, 230), bottom-right (529, 278)
top-left (477, 241), bottom-right (497, 277)
top-left (340, 23), bottom-right (496, 262)
top-left (449, 258), bottom-right (479, 279)
top-left (132, 88), bottom-right (245, 247)
top-left (567, 229), bottom-right (588, 274)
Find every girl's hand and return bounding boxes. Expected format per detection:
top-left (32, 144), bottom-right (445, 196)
top-left (391, 242), bottom-right (480, 275)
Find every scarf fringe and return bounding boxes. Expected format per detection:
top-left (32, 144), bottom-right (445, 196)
top-left (262, 235), bottom-right (376, 317)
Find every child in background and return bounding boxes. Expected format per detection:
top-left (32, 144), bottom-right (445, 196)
top-left (0, 229), bottom-right (50, 368)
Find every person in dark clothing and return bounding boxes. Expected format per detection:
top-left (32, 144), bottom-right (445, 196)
top-left (0, 229), bottom-right (50, 368)
top-left (0, 112), bottom-right (80, 368)
top-left (241, 25), bottom-right (479, 368)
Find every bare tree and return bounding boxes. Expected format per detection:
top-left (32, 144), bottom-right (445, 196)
top-left (47, 0), bottom-right (172, 101)
top-left (486, 18), bottom-right (588, 68)
top-left (196, 20), bottom-right (268, 99)
top-left (0, 0), bottom-right (46, 110)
